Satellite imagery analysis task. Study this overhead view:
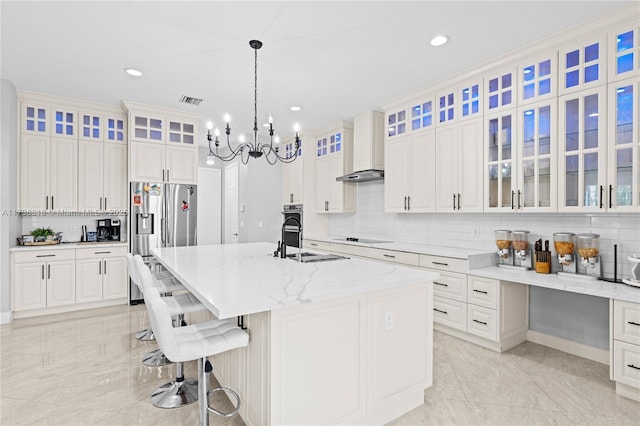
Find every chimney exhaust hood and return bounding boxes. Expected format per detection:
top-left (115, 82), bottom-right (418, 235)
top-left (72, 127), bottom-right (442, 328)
top-left (336, 111), bottom-right (385, 183)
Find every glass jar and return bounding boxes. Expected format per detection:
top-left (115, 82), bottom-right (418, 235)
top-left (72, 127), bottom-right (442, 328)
top-left (512, 230), bottom-right (530, 251)
top-left (495, 230), bottom-right (512, 251)
top-left (553, 232), bottom-right (575, 256)
top-left (576, 233), bottom-right (600, 259)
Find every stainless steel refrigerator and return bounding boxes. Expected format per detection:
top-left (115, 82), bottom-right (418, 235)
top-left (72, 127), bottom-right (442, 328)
top-left (129, 182), bottom-right (197, 303)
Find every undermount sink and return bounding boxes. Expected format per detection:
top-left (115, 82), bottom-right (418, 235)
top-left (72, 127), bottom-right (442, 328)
top-left (286, 252), bottom-right (349, 263)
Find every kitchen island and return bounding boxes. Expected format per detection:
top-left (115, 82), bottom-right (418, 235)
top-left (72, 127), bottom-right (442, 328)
top-left (151, 242), bottom-right (438, 426)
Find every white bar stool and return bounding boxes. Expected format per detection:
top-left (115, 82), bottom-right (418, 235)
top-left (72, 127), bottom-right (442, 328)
top-left (143, 286), bottom-right (249, 425)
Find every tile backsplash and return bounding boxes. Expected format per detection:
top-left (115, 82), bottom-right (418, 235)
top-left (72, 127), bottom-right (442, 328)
top-left (329, 181), bottom-right (640, 280)
top-left (20, 215), bottom-right (127, 243)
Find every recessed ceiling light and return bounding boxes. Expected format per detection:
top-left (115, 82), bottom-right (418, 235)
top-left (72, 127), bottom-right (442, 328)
top-left (125, 68), bottom-right (143, 77)
top-left (290, 106), bottom-right (302, 111)
top-left (430, 35), bottom-right (449, 47)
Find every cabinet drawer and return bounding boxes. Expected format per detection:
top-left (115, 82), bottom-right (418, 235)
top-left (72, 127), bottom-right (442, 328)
top-left (76, 246), bottom-right (128, 260)
top-left (613, 340), bottom-right (640, 390)
top-left (614, 300), bottom-right (640, 346)
top-left (428, 270), bottom-right (467, 303)
top-left (366, 248), bottom-right (419, 266)
top-left (433, 296), bottom-right (466, 331)
top-left (329, 243), bottom-right (368, 258)
top-left (303, 240), bottom-right (332, 252)
top-left (419, 254), bottom-right (467, 274)
top-left (467, 304), bottom-right (498, 342)
top-left (12, 249), bottom-right (75, 264)
top-left (467, 276), bottom-right (499, 309)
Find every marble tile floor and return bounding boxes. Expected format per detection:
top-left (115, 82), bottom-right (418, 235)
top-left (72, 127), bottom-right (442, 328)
top-left (1, 304), bottom-right (638, 426)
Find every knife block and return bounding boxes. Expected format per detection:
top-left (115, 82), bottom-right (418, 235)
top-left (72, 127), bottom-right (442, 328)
top-left (535, 251), bottom-right (551, 274)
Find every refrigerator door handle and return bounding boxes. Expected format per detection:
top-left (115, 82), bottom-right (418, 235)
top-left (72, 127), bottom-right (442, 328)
top-left (160, 217), bottom-right (165, 244)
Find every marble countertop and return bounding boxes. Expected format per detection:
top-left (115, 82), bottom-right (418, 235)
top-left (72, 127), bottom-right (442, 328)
top-left (10, 241), bottom-right (128, 252)
top-left (151, 242), bottom-right (439, 319)
top-left (468, 266), bottom-right (640, 303)
top-left (304, 235), bottom-right (492, 259)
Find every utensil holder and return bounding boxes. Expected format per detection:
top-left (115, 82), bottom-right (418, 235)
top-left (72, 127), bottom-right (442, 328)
top-left (535, 251), bottom-right (551, 274)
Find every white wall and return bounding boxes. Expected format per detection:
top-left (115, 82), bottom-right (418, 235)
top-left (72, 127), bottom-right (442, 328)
top-left (0, 79), bottom-right (21, 323)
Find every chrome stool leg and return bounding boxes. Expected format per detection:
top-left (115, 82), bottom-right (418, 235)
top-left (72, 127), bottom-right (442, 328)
top-left (198, 357), bottom-right (241, 426)
top-left (135, 328), bottom-right (155, 341)
top-left (141, 348), bottom-right (173, 367)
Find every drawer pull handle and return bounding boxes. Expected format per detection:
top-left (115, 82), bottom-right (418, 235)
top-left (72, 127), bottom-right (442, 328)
top-left (473, 319), bottom-right (487, 325)
top-left (94, 251), bottom-right (111, 254)
top-left (432, 261), bottom-right (449, 266)
top-left (433, 308), bottom-right (448, 315)
top-left (433, 281), bottom-right (448, 287)
top-left (41, 265), bottom-right (45, 280)
top-left (310, 243), bottom-right (317, 246)
top-left (473, 289), bottom-right (488, 294)
top-left (383, 254), bottom-right (396, 258)
top-left (628, 321), bottom-right (640, 327)
top-left (628, 364), bottom-right (640, 371)
top-left (36, 254), bottom-right (56, 258)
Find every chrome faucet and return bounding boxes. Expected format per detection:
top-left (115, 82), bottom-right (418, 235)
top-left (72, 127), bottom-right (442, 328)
top-left (281, 216), bottom-right (302, 261)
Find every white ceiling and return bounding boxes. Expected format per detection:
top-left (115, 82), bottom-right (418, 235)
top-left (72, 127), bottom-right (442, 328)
top-left (1, 1), bottom-right (633, 145)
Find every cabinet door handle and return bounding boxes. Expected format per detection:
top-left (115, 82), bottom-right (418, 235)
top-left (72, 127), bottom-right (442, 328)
top-left (473, 289), bottom-right (488, 294)
top-left (432, 261), bottom-right (449, 266)
top-left (51, 196), bottom-right (54, 210)
top-left (310, 243), bottom-right (318, 247)
top-left (104, 197), bottom-right (107, 210)
top-left (511, 190), bottom-right (515, 210)
top-left (408, 196), bottom-right (411, 211)
top-left (382, 254), bottom-right (396, 259)
top-left (100, 197), bottom-right (103, 211)
top-left (167, 169), bottom-right (170, 182)
top-left (290, 193), bottom-right (293, 203)
top-left (628, 321), bottom-right (640, 327)
top-left (94, 251), bottom-right (111, 254)
top-left (457, 193), bottom-right (461, 210)
top-left (517, 190), bottom-right (521, 209)
top-left (36, 254), bottom-right (56, 258)
top-left (45, 196), bottom-right (49, 210)
top-left (98, 261), bottom-right (102, 275)
top-left (609, 185), bottom-right (613, 209)
top-left (599, 185), bottom-right (603, 209)
top-left (104, 260), bottom-right (107, 274)
top-left (452, 193), bottom-right (456, 210)
top-left (41, 264), bottom-right (45, 280)
top-left (473, 319), bottom-right (487, 325)
top-left (404, 196), bottom-right (407, 211)
top-left (433, 308), bottom-right (448, 315)
top-left (627, 364), bottom-right (640, 371)
top-left (47, 264), bottom-right (51, 279)
top-left (433, 281), bottom-right (448, 287)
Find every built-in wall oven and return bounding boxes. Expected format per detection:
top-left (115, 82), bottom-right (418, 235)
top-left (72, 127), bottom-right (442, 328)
top-left (282, 204), bottom-right (303, 248)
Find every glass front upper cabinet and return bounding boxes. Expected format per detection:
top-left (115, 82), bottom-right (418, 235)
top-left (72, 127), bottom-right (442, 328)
top-left (437, 89), bottom-right (456, 125)
top-left (317, 132), bottom-right (341, 157)
top-left (559, 35), bottom-right (606, 95)
top-left (410, 98), bottom-right (434, 132)
top-left (132, 114), bottom-right (164, 143)
top-left (80, 112), bottom-right (102, 141)
top-left (51, 106), bottom-right (77, 139)
top-left (168, 120), bottom-right (195, 145)
top-left (22, 103), bottom-right (49, 135)
top-left (285, 138), bottom-right (302, 159)
top-left (558, 87), bottom-right (607, 211)
top-left (105, 115), bottom-right (126, 143)
top-left (458, 78), bottom-right (483, 121)
top-left (485, 109), bottom-right (517, 211)
top-left (486, 67), bottom-right (516, 112)
top-left (518, 53), bottom-right (557, 104)
top-left (608, 23), bottom-right (639, 82)
top-left (608, 79), bottom-right (639, 211)
top-left (387, 109), bottom-right (407, 139)
top-left (518, 100), bottom-right (557, 211)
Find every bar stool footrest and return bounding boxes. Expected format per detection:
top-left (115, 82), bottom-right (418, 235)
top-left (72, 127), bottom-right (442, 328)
top-left (206, 387), bottom-right (241, 418)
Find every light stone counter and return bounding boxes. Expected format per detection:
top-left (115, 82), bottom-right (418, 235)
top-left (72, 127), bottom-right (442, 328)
top-left (151, 242), bottom-right (438, 319)
top-left (10, 241), bottom-right (128, 252)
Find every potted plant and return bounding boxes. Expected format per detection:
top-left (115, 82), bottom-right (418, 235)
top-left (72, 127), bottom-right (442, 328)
top-left (31, 227), bottom-right (55, 242)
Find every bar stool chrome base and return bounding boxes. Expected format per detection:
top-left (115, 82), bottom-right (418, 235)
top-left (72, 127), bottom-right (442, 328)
top-left (151, 378), bottom-right (198, 408)
top-left (142, 348), bottom-right (173, 366)
top-left (135, 328), bottom-right (155, 341)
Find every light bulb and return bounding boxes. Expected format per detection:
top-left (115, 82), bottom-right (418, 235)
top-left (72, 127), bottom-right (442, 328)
top-left (274, 136), bottom-right (280, 144)
top-left (206, 155), bottom-right (215, 165)
top-left (294, 123), bottom-right (300, 132)
top-left (269, 114), bottom-right (273, 124)
top-left (224, 113), bottom-right (230, 123)
top-left (214, 128), bottom-right (220, 137)
top-left (238, 134), bottom-right (245, 143)
top-left (206, 121), bottom-right (213, 130)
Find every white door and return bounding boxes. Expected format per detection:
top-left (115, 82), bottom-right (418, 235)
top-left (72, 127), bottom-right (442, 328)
top-left (130, 142), bottom-right (164, 182)
top-left (410, 130), bottom-right (437, 212)
top-left (197, 167), bottom-right (222, 245)
top-left (49, 137), bottom-right (78, 211)
top-left (19, 134), bottom-right (49, 210)
top-left (12, 262), bottom-right (47, 311)
top-left (458, 117), bottom-right (484, 212)
top-left (77, 140), bottom-right (104, 211)
top-left (46, 260), bottom-right (76, 307)
top-left (102, 257), bottom-right (127, 300)
top-left (103, 143), bottom-right (128, 211)
top-left (224, 163), bottom-right (239, 244)
top-left (75, 259), bottom-right (102, 303)
top-left (384, 138), bottom-right (409, 212)
top-left (435, 126), bottom-right (459, 212)
top-left (166, 146), bottom-right (198, 184)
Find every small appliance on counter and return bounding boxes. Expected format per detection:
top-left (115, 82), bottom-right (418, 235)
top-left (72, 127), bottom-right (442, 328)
top-left (495, 230), bottom-right (515, 268)
top-left (575, 233), bottom-right (602, 279)
top-left (554, 232), bottom-right (577, 276)
top-left (97, 218), bottom-right (121, 242)
top-left (512, 230), bottom-right (533, 270)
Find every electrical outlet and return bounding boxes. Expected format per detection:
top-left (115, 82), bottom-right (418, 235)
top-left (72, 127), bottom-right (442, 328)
top-left (384, 311), bottom-right (393, 331)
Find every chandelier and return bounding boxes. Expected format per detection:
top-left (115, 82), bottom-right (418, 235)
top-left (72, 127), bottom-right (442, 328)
top-left (206, 40), bottom-right (301, 165)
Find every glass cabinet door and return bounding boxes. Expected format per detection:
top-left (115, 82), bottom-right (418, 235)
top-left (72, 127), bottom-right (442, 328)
top-left (518, 53), bottom-right (557, 105)
top-left (51, 106), bottom-right (77, 139)
top-left (437, 90), bottom-right (456, 125)
top-left (559, 35), bottom-right (606, 95)
top-left (485, 109), bottom-right (517, 211)
top-left (558, 87), bottom-right (607, 211)
top-left (608, 79), bottom-right (639, 211)
top-left (608, 23), bottom-right (639, 82)
top-left (80, 112), bottom-right (103, 142)
top-left (486, 67), bottom-right (516, 112)
top-left (21, 103), bottom-right (49, 135)
top-left (518, 101), bottom-right (557, 211)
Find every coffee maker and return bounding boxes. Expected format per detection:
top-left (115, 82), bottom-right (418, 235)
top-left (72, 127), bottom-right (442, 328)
top-left (97, 218), bottom-right (121, 242)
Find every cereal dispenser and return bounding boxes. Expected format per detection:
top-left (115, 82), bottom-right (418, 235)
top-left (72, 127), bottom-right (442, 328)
top-left (553, 232), bottom-right (577, 274)
top-left (495, 230), bottom-right (513, 267)
top-left (512, 230), bottom-right (533, 269)
top-left (575, 233), bottom-right (602, 279)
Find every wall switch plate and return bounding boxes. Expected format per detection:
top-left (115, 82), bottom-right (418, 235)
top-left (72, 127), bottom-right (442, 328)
top-left (384, 311), bottom-right (393, 331)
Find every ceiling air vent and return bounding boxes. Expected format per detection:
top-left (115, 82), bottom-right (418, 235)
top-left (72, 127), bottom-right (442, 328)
top-left (179, 95), bottom-right (203, 106)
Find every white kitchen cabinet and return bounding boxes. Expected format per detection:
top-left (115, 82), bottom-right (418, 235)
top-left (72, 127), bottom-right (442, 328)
top-left (485, 108), bottom-right (518, 211)
top-left (558, 86), bottom-right (608, 211)
top-left (386, 108), bottom-right (408, 139)
top-left (517, 52), bottom-right (558, 104)
top-left (130, 142), bottom-right (197, 184)
top-left (19, 134), bottom-right (77, 211)
top-left (385, 129), bottom-right (436, 213)
top-left (282, 139), bottom-right (303, 205)
top-left (314, 125), bottom-right (355, 213)
top-left (435, 117), bottom-right (484, 212)
top-left (165, 145), bottom-right (198, 184)
top-left (612, 300), bottom-right (640, 402)
top-left (78, 141), bottom-right (127, 211)
top-left (76, 247), bottom-right (128, 303)
top-left (130, 112), bottom-right (164, 144)
top-left (608, 22), bottom-right (640, 83)
top-left (559, 34), bottom-right (607, 95)
top-left (608, 78), bottom-right (640, 212)
top-left (353, 111), bottom-right (384, 171)
top-left (11, 249), bottom-right (76, 312)
top-left (485, 66), bottom-right (516, 112)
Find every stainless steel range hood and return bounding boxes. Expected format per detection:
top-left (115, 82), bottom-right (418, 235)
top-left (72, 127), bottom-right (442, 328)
top-left (336, 169), bottom-right (384, 182)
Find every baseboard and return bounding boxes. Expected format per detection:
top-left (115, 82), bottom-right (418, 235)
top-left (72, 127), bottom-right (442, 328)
top-left (0, 311), bottom-right (12, 324)
top-left (526, 330), bottom-right (609, 365)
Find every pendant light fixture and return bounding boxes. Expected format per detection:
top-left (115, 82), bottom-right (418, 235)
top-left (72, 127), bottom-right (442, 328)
top-left (206, 40), bottom-right (301, 165)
